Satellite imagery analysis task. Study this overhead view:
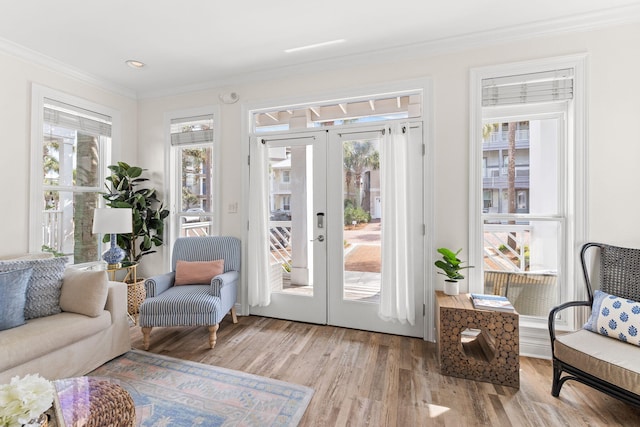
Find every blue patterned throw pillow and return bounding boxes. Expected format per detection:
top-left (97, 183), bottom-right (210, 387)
top-left (0, 256), bottom-right (68, 319)
top-left (0, 267), bottom-right (33, 330)
top-left (584, 290), bottom-right (640, 346)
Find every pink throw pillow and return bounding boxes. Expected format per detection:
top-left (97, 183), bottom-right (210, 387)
top-left (175, 259), bottom-right (224, 286)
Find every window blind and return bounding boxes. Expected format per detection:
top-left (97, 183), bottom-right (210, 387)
top-left (44, 98), bottom-right (112, 137)
top-left (170, 114), bottom-right (214, 146)
top-left (482, 68), bottom-right (574, 107)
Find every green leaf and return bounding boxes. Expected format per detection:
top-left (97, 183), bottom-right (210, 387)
top-left (127, 167), bottom-right (143, 178)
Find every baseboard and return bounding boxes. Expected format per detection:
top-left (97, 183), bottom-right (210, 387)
top-left (520, 325), bottom-right (552, 359)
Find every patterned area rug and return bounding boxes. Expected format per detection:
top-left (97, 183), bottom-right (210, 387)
top-left (89, 350), bottom-right (314, 426)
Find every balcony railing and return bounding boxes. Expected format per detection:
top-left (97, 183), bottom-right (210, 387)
top-left (271, 182), bottom-right (291, 193)
top-left (180, 221), bottom-right (212, 237)
top-left (483, 223), bottom-right (530, 271)
top-left (269, 220), bottom-right (292, 271)
top-left (486, 130), bottom-right (529, 144)
top-left (43, 210), bottom-right (63, 251)
top-left (482, 166), bottom-right (529, 178)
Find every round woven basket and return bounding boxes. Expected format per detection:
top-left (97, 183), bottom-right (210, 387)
top-left (57, 378), bottom-right (135, 427)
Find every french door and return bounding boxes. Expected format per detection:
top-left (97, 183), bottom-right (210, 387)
top-left (249, 123), bottom-right (424, 337)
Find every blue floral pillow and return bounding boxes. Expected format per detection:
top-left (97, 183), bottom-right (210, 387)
top-left (584, 290), bottom-right (640, 345)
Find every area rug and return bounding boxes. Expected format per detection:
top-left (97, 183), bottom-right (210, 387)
top-left (88, 350), bottom-right (314, 426)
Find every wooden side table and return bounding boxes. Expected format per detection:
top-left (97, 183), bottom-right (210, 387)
top-left (435, 290), bottom-right (520, 388)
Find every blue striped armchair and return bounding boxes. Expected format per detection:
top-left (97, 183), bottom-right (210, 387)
top-left (139, 236), bottom-right (240, 350)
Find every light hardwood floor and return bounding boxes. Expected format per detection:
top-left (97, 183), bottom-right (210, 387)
top-left (129, 316), bottom-right (640, 426)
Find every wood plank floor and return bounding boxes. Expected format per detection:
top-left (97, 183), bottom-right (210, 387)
top-left (129, 316), bottom-right (640, 426)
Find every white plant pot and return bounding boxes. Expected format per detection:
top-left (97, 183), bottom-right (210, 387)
top-left (444, 280), bottom-right (459, 296)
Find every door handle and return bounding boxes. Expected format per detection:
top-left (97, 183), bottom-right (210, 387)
top-left (310, 235), bottom-right (325, 242)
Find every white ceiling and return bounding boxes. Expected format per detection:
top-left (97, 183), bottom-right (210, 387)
top-left (1, 1), bottom-right (639, 98)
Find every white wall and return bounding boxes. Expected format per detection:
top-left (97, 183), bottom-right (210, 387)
top-left (137, 22), bottom-right (640, 281)
top-left (0, 51), bottom-right (137, 257)
top-left (3, 22), bottom-right (640, 288)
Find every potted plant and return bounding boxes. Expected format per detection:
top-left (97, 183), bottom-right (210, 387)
top-left (434, 247), bottom-right (473, 295)
top-left (101, 162), bottom-right (170, 322)
top-left (101, 162), bottom-right (170, 267)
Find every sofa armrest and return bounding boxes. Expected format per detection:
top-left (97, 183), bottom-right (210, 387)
top-left (210, 271), bottom-right (239, 297)
top-left (145, 272), bottom-right (175, 297)
top-left (105, 281), bottom-right (128, 323)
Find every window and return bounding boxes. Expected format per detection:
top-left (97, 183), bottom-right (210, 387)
top-left (252, 93), bottom-right (422, 133)
top-left (470, 57), bottom-right (586, 337)
top-left (30, 86), bottom-right (116, 264)
top-left (168, 109), bottom-right (219, 242)
top-left (282, 170), bottom-right (290, 183)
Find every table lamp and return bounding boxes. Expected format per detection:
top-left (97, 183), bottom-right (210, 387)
top-left (92, 208), bottom-right (133, 269)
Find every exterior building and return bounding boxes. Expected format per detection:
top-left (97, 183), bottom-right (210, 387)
top-left (482, 122), bottom-right (530, 215)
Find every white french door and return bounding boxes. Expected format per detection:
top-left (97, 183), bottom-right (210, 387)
top-left (327, 124), bottom-right (424, 337)
top-left (249, 123), bottom-right (424, 338)
top-left (249, 131), bottom-right (327, 324)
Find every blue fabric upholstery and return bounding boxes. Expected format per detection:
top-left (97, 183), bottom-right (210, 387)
top-left (139, 285), bottom-right (222, 327)
top-left (138, 236), bottom-right (240, 349)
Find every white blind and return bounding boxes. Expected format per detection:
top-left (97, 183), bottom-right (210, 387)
top-left (170, 114), bottom-right (214, 146)
top-left (44, 98), bottom-right (112, 137)
top-left (482, 68), bottom-right (574, 107)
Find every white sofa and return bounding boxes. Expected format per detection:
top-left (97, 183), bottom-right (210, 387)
top-left (0, 256), bottom-right (130, 383)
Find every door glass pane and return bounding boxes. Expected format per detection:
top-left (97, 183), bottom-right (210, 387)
top-left (342, 138), bottom-right (381, 302)
top-left (268, 144), bottom-right (314, 296)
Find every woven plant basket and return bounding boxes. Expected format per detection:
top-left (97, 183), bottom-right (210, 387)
top-left (127, 280), bottom-right (146, 324)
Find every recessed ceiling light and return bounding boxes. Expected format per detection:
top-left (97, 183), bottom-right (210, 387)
top-left (285, 39), bottom-right (345, 53)
top-left (125, 59), bottom-right (145, 69)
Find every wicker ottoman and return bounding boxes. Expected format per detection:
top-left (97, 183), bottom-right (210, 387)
top-left (53, 377), bottom-right (135, 427)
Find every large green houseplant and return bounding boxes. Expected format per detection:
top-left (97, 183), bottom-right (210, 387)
top-left (102, 162), bottom-right (170, 266)
top-left (434, 247), bottom-right (473, 295)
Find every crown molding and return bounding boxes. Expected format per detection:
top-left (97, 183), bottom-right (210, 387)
top-left (2, 4), bottom-right (639, 101)
top-left (0, 37), bottom-right (137, 99)
top-left (138, 3), bottom-right (640, 99)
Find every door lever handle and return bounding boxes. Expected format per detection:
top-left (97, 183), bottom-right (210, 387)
top-left (310, 235), bottom-right (325, 242)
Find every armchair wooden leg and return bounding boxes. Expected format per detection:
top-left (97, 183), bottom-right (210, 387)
top-left (141, 327), bottom-right (152, 350)
top-left (230, 306), bottom-right (238, 324)
top-left (208, 324), bottom-right (219, 349)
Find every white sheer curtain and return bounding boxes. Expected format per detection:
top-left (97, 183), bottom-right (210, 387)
top-left (248, 138), bottom-right (271, 306)
top-left (378, 123), bottom-right (415, 325)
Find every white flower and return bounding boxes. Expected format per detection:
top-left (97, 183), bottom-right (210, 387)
top-left (0, 374), bottom-right (54, 427)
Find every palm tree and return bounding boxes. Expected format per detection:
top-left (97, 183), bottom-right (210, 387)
top-left (343, 140), bottom-right (380, 211)
top-left (74, 133), bottom-right (100, 263)
top-left (181, 147), bottom-right (209, 210)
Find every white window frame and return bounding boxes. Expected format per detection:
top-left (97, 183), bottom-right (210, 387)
top-left (29, 84), bottom-right (119, 259)
top-left (165, 106), bottom-right (221, 264)
top-left (469, 55), bottom-right (587, 358)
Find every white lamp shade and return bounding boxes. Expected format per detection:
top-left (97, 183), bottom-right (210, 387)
top-left (92, 208), bottom-right (133, 234)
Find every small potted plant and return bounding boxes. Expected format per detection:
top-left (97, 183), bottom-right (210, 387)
top-left (434, 247), bottom-right (473, 295)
